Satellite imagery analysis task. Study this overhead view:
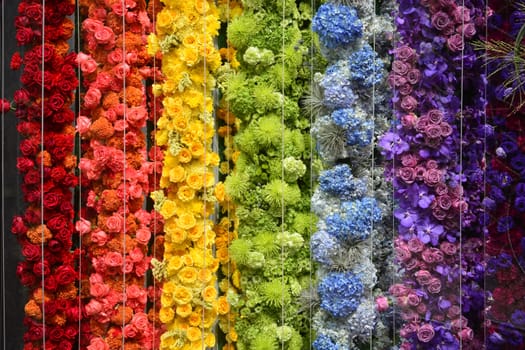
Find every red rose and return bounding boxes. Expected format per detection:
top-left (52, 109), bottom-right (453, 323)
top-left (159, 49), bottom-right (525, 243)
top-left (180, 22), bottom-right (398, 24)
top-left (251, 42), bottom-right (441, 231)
top-left (13, 89), bottom-right (31, 105)
top-left (17, 262), bottom-right (36, 286)
top-left (11, 52), bottom-right (22, 70)
top-left (21, 242), bottom-right (41, 261)
top-left (64, 325), bottom-right (78, 340)
top-left (47, 239), bottom-right (63, 253)
top-left (44, 274), bottom-right (58, 292)
top-left (57, 340), bottom-right (73, 350)
top-left (48, 93), bottom-right (65, 112)
top-left (55, 265), bottom-right (77, 285)
top-left (24, 4), bottom-right (43, 22)
top-left (43, 191), bottom-right (62, 209)
top-left (19, 139), bottom-right (38, 156)
top-left (16, 27), bottom-right (33, 45)
top-left (48, 326), bottom-right (65, 342)
top-left (17, 157), bottom-right (34, 173)
top-left (46, 214), bottom-right (68, 232)
top-left (33, 260), bottom-right (51, 276)
top-left (12, 216), bottom-right (28, 235)
top-left (27, 322), bottom-right (44, 341)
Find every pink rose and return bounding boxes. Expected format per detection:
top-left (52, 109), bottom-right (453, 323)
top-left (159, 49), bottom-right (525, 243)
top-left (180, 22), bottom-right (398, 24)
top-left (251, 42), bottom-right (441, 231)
top-left (440, 241), bottom-right (457, 255)
top-left (134, 209), bottom-right (152, 226)
top-left (82, 18), bottom-right (104, 33)
top-left (85, 300), bottom-right (103, 316)
top-left (75, 218), bottom-right (91, 235)
top-left (407, 238), bottom-right (425, 253)
top-left (400, 322), bottom-right (418, 338)
top-left (458, 327), bottom-right (474, 341)
top-left (398, 167), bottom-right (416, 184)
top-left (388, 74), bottom-right (407, 87)
top-left (107, 48), bottom-right (124, 66)
top-left (376, 296), bottom-right (389, 312)
top-left (84, 87), bottom-right (102, 109)
top-left (458, 23), bottom-right (476, 38)
top-left (431, 11), bottom-right (453, 34)
top-left (129, 247), bottom-right (144, 263)
top-left (417, 323), bottom-right (435, 343)
top-left (123, 259), bottom-right (134, 274)
top-left (407, 293), bottom-right (420, 306)
top-left (126, 284), bottom-right (143, 299)
top-left (401, 114), bottom-right (418, 129)
top-left (414, 270), bottom-right (432, 285)
top-left (415, 116), bottom-right (430, 132)
top-left (123, 324), bottom-right (137, 338)
top-left (132, 312), bottom-right (149, 331)
top-left (447, 305), bottom-right (461, 318)
top-left (399, 84), bottom-right (413, 96)
top-left (452, 6), bottom-right (471, 23)
top-left (425, 125), bottom-right (443, 139)
top-left (400, 95), bottom-right (418, 112)
top-left (90, 282), bottom-right (110, 298)
top-left (87, 337), bottom-right (109, 350)
top-left (91, 229), bottom-right (108, 246)
top-left (392, 60), bottom-right (410, 75)
top-left (76, 116), bottom-right (91, 135)
top-left (416, 303), bottom-right (427, 314)
top-left (89, 273), bottom-right (104, 284)
top-left (106, 215), bottom-right (123, 233)
top-left (104, 251), bottom-right (123, 267)
top-left (426, 109), bottom-right (444, 124)
top-left (389, 283), bottom-right (410, 297)
top-left (440, 122), bottom-right (453, 136)
top-left (424, 168), bottom-right (442, 187)
top-left (114, 63), bottom-right (130, 80)
top-left (126, 52), bottom-right (138, 64)
top-left (427, 278), bottom-right (442, 294)
top-left (401, 153), bottom-right (418, 167)
top-left (405, 258), bottom-right (419, 271)
top-left (94, 26), bottom-right (115, 45)
top-left (451, 316), bottom-right (468, 330)
top-left (406, 69), bottom-right (421, 85)
top-left (437, 195), bottom-right (452, 210)
top-left (136, 228), bottom-right (151, 245)
top-left (447, 34), bottom-right (464, 52)
top-left (396, 245), bottom-right (412, 262)
top-left (94, 71), bottom-right (113, 90)
top-left (127, 107), bottom-right (147, 127)
top-left (395, 45), bottom-right (416, 62)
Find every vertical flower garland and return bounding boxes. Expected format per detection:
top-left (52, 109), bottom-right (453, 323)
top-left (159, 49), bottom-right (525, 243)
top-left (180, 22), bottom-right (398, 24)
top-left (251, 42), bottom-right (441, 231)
top-left (379, 0), bottom-right (487, 347)
top-left (76, 0), bottom-right (156, 348)
top-left (219, 0), bottom-right (317, 348)
top-left (11, 0), bottom-right (80, 348)
top-left (483, 2), bottom-right (525, 347)
top-left (147, 0), bottom-right (222, 348)
top-left (308, 1), bottom-right (394, 348)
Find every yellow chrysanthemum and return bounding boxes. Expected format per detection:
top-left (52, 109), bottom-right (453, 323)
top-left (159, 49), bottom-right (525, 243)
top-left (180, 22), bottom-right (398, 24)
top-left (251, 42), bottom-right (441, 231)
top-left (178, 266), bottom-right (198, 284)
top-left (160, 200), bottom-right (177, 219)
top-left (176, 303), bottom-right (193, 318)
top-left (159, 307), bottom-right (175, 323)
top-left (177, 212), bottom-right (196, 230)
top-left (201, 285), bottom-right (217, 303)
top-left (174, 286), bottom-right (193, 305)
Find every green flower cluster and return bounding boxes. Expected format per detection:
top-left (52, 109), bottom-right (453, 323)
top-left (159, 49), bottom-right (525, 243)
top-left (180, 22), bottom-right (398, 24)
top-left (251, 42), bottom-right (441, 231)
top-left (219, 0), bottom-right (324, 349)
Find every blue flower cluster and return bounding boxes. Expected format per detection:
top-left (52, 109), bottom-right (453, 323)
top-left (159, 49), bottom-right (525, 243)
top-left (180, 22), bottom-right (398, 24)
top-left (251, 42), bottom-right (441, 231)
top-left (313, 334), bottom-right (340, 350)
top-left (349, 44), bottom-right (385, 88)
top-left (325, 198), bottom-right (382, 243)
top-left (330, 109), bottom-right (374, 146)
top-left (312, 3), bottom-right (362, 49)
top-left (318, 272), bottom-right (364, 318)
top-left (320, 65), bottom-right (356, 109)
top-left (319, 164), bottom-right (367, 199)
top-left (311, 230), bottom-right (339, 265)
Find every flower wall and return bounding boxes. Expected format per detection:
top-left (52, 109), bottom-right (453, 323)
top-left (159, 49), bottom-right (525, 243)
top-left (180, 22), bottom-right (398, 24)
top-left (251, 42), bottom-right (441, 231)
top-left (3, 0), bottom-right (525, 349)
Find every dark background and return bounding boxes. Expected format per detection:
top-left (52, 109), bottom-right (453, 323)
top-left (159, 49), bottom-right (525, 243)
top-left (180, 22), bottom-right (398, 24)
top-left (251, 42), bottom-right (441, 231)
top-left (1, 2), bottom-right (28, 348)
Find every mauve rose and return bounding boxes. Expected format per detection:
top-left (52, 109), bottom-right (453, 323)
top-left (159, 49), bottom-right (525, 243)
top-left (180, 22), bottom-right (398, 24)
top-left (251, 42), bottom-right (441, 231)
top-left (399, 84), bottom-right (413, 96)
top-left (393, 60), bottom-right (410, 75)
top-left (421, 249), bottom-right (435, 263)
top-left (458, 23), bottom-right (476, 38)
top-left (427, 109), bottom-right (443, 124)
top-left (388, 74), bottom-right (407, 87)
top-left (405, 258), bottom-right (419, 270)
top-left (453, 200), bottom-right (468, 213)
top-left (425, 125), bottom-right (443, 138)
top-left (427, 278), bottom-right (442, 293)
top-left (415, 116), bottom-right (430, 132)
top-left (407, 293), bottom-right (420, 306)
top-left (440, 242), bottom-right (457, 256)
top-left (417, 303), bottom-right (427, 314)
top-left (398, 167), bottom-right (416, 184)
top-left (407, 237), bottom-right (425, 252)
top-left (415, 166), bottom-right (427, 181)
top-left (389, 283), bottom-right (410, 297)
top-left (431, 11), bottom-right (452, 32)
top-left (429, 248), bottom-right (444, 262)
top-left (424, 168), bottom-right (442, 187)
top-left (406, 69), bottom-right (421, 84)
top-left (401, 153), bottom-right (418, 167)
top-left (401, 113), bottom-right (418, 128)
top-left (395, 45), bottom-right (416, 62)
top-left (437, 195), bottom-right (452, 210)
top-left (376, 296), bottom-right (389, 312)
top-left (400, 95), bottom-right (417, 112)
top-left (451, 316), bottom-right (468, 330)
top-left (447, 34), bottom-right (464, 52)
top-left (452, 6), bottom-right (471, 23)
top-left (459, 327), bottom-right (474, 340)
top-left (440, 122), bottom-right (453, 136)
top-left (417, 323), bottom-right (435, 342)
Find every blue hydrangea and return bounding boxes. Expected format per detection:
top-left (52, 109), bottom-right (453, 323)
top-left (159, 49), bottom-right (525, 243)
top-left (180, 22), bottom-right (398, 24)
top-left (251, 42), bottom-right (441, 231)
top-left (345, 118), bottom-right (374, 147)
top-left (311, 230), bottom-right (339, 265)
top-left (312, 3), bottom-right (362, 49)
top-left (331, 108), bottom-right (354, 128)
top-left (319, 164), bottom-right (367, 199)
top-left (318, 272), bottom-right (363, 318)
top-left (320, 63), bottom-right (356, 109)
top-left (348, 44), bottom-right (384, 88)
top-left (325, 197), bottom-right (382, 243)
top-left (313, 334), bottom-right (340, 350)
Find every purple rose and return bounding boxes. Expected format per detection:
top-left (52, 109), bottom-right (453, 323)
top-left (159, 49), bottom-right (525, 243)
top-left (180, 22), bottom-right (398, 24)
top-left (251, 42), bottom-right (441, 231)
top-left (427, 278), bottom-right (442, 294)
top-left (395, 45), bottom-right (416, 62)
top-left (447, 34), bottom-right (464, 52)
top-left (417, 323), bottom-right (435, 343)
top-left (432, 207), bottom-right (447, 220)
top-left (458, 23), bottom-right (476, 38)
top-left (398, 167), bottom-right (416, 183)
top-left (407, 293), bottom-right (421, 306)
top-left (396, 246), bottom-right (412, 262)
top-left (392, 60), bottom-right (410, 75)
top-left (431, 12), bottom-right (453, 33)
top-left (407, 237), bottom-right (425, 252)
top-left (406, 69), bottom-right (421, 85)
top-left (426, 109), bottom-right (443, 124)
top-left (399, 83), bottom-right (414, 96)
top-left (424, 168), bottom-right (442, 187)
top-left (400, 95), bottom-right (418, 112)
top-left (415, 116), bottom-right (430, 132)
top-left (401, 153), bottom-right (418, 167)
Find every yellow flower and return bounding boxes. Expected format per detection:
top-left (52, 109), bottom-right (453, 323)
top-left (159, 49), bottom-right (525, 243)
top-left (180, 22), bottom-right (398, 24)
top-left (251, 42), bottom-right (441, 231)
top-left (159, 307), bottom-right (175, 323)
top-left (186, 172), bottom-right (204, 190)
top-left (176, 303), bottom-right (193, 318)
top-left (169, 165), bottom-right (186, 183)
top-left (205, 152), bottom-right (220, 166)
top-left (177, 185), bottom-right (196, 202)
top-left (156, 10), bottom-right (177, 33)
top-left (201, 285), bottom-right (217, 303)
top-left (205, 332), bottom-right (216, 347)
top-left (161, 293), bottom-right (175, 308)
top-left (160, 200), bottom-right (177, 219)
top-left (189, 142), bottom-right (204, 157)
top-left (147, 34), bottom-right (160, 56)
top-left (173, 115), bottom-right (189, 132)
top-left (187, 224), bottom-right (204, 241)
top-left (178, 148), bottom-right (192, 163)
top-left (198, 268), bottom-right (213, 283)
top-left (167, 256), bottom-right (184, 274)
top-left (174, 286), bottom-right (193, 305)
top-left (178, 266), bottom-right (198, 284)
top-left (217, 296), bottom-right (230, 315)
top-left (188, 311), bottom-right (201, 327)
top-left (182, 33), bottom-right (198, 47)
top-left (232, 270), bottom-right (241, 289)
top-left (194, 0), bottom-right (210, 14)
top-left (177, 212), bottom-right (196, 230)
top-left (186, 327), bottom-right (202, 342)
top-left (216, 247), bottom-right (229, 263)
top-left (179, 46), bottom-right (200, 66)
top-left (163, 281), bottom-right (177, 294)
top-left (227, 329), bottom-right (238, 342)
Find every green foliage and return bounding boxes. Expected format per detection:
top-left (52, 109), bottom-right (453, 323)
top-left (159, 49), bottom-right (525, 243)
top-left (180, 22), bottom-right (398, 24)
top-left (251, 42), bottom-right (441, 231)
top-left (259, 279), bottom-right (291, 307)
top-left (253, 232), bottom-right (280, 256)
top-left (229, 238), bottom-right (253, 266)
top-left (283, 157), bottom-right (307, 182)
top-left (253, 84), bottom-right (281, 114)
top-left (224, 172), bottom-right (251, 201)
top-left (224, 72), bottom-right (257, 118)
top-left (262, 179), bottom-right (302, 208)
top-left (251, 334), bottom-right (279, 350)
top-left (254, 115), bottom-right (284, 148)
top-left (227, 14), bottom-right (261, 51)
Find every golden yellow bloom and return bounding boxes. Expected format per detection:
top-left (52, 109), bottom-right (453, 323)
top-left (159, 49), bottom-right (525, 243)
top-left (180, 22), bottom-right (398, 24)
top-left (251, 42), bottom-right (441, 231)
top-left (160, 200), bottom-right (177, 219)
top-left (214, 182), bottom-right (226, 202)
top-left (178, 148), bottom-right (192, 163)
top-left (178, 266), bottom-right (198, 284)
top-left (188, 311), bottom-right (201, 327)
top-left (227, 329), bottom-right (238, 342)
top-left (161, 292), bottom-right (175, 308)
top-left (167, 256), bottom-right (184, 274)
top-left (177, 185), bottom-right (196, 202)
top-left (159, 307), bottom-right (175, 323)
top-left (186, 327), bottom-right (202, 342)
top-left (205, 332), bottom-right (216, 347)
top-left (171, 227), bottom-right (188, 244)
top-left (216, 247), bottom-right (229, 263)
top-left (182, 254), bottom-right (194, 266)
top-left (169, 165), bottom-right (186, 183)
top-left (186, 172), bottom-right (204, 190)
top-left (189, 142), bottom-right (205, 157)
top-left (232, 270), bottom-right (241, 289)
top-left (202, 286), bottom-right (217, 303)
top-left (174, 286), bottom-right (193, 305)
top-left (198, 268), bottom-right (213, 283)
top-left (176, 303), bottom-right (193, 318)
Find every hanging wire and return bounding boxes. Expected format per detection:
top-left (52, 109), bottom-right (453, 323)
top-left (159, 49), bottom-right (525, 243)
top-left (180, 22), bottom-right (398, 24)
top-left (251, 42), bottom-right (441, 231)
top-left (459, 0), bottom-right (466, 348)
top-left (483, 0), bottom-right (488, 346)
top-left (391, 3), bottom-right (397, 345)
top-left (308, 0), bottom-right (314, 346)
top-left (201, 0), bottom-right (208, 346)
top-left (281, 0), bottom-right (286, 346)
top-left (121, 0), bottom-right (127, 348)
top-left (40, 0), bottom-right (46, 347)
top-left (151, 0), bottom-right (158, 348)
top-left (370, 0), bottom-right (377, 348)
top-left (1, 0), bottom-right (5, 347)
top-left (226, 0), bottom-right (232, 345)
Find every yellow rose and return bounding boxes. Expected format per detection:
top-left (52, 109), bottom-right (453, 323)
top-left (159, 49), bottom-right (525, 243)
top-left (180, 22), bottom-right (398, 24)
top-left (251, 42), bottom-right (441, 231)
top-left (201, 286), bottom-right (217, 303)
top-left (232, 270), bottom-right (241, 289)
top-left (170, 227), bottom-right (188, 244)
top-left (177, 185), bottom-right (196, 202)
top-left (176, 303), bottom-right (193, 318)
top-left (189, 142), bottom-right (204, 157)
top-left (161, 293), bottom-right (175, 308)
top-left (178, 148), bottom-right (192, 163)
top-left (194, 0), bottom-right (210, 14)
top-left (205, 152), bottom-right (220, 166)
top-left (182, 254), bottom-right (194, 266)
top-left (169, 165), bottom-right (186, 183)
top-left (174, 286), bottom-right (193, 305)
top-left (147, 34), bottom-right (160, 56)
top-left (173, 115), bottom-right (189, 132)
top-left (188, 311), bottom-right (201, 327)
top-left (216, 247), bottom-right (229, 263)
top-left (178, 266), bottom-right (198, 284)
top-left (159, 307), bottom-right (175, 323)
top-left (186, 327), bottom-right (202, 342)
top-left (214, 182), bottom-right (226, 202)
top-left (187, 224), bottom-right (204, 241)
top-left (198, 268), bottom-right (213, 283)
top-left (217, 296), bottom-right (230, 315)
top-left (205, 332), bottom-right (216, 347)
top-left (177, 212), bottom-right (196, 229)
top-left (227, 329), bottom-right (238, 342)
top-left (167, 256), bottom-right (184, 274)
top-left (182, 33), bottom-right (198, 47)
top-left (156, 10), bottom-right (177, 32)
top-left (160, 200), bottom-right (177, 219)
top-left (186, 172), bottom-right (204, 190)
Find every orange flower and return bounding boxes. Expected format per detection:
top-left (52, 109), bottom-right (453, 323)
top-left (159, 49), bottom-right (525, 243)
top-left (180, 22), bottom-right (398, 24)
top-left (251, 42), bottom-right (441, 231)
top-left (26, 225), bottom-right (52, 244)
top-left (63, 154), bottom-right (77, 169)
top-left (217, 296), bottom-right (230, 315)
top-left (24, 299), bottom-right (42, 319)
top-left (216, 247), bottom-right (229, 263)
top-left (102, 92), bottom-right (120, 109)
top-left (90, 117), bottom-right (114, 140)
top-left (36, 151), bottom-right (52, 167)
